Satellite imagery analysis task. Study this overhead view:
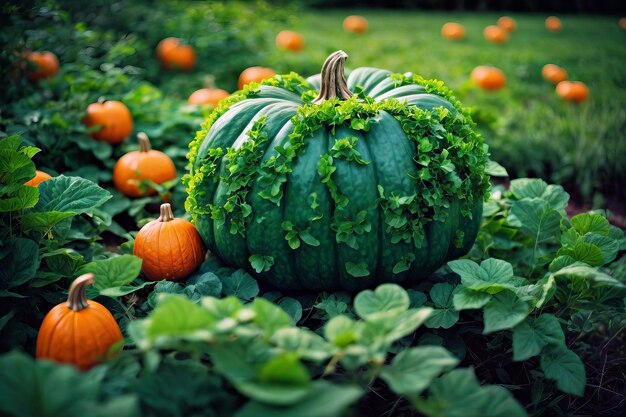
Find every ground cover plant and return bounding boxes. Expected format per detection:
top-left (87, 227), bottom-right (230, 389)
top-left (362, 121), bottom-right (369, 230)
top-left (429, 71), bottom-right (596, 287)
top-left (1, 1), bottom-right (625, 416)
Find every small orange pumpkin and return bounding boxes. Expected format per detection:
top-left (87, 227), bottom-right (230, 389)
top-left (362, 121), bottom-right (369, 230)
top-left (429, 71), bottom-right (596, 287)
top-left (133, 203), bottom-right (206, 281)
top-left (83, 98), bottom-right (134, 144)
top-left (25, 170), bottom-right (52, 187)
top-left (541, 64), bottom-right (568, 84)
top-left (188, 88), bottom-right (230, 106)
top-left (156, 37), bottom-right (196, 71)
top-left (471, 66), bottom-right (506, 91)
top-left (483, 25), bottom-right (508, 43)
top-left (497, 16), bottom-right (517, 32)
top-left (441, 22), bottom-right (465, 41)
top-left (275, 30), bottom-right (305, 52)
top-left (545, 16), bottom-right (562, 32)
top-left (238, 66), bottom-right (276, 90)
top-left (36, 273), bottom-right (123, 371)
top-left (556, 81), bottom-right (588, 103)
top-left (620, 18), bottom-right (626, 30)
top-left (26, 51), bottom-right (59, 82)
top-left (343, 15), bottom-right (368, 33)
top-left (113, 132), bottom-right (177, 197)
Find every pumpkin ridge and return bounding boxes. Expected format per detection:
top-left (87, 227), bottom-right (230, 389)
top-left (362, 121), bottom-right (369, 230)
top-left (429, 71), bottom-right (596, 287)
top-left (38, 306), bottom-right (69, 358)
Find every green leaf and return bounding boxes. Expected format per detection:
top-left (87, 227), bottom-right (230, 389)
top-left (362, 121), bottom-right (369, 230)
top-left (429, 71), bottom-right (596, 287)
top-left (354, 283), bottom-right (409, 320)
top-left (485, 160), bottom-right (508, 177)
top-left (448, 258), bottom-right (522, 294)
top-left (0, 238), bottom-right (39, 289)
top-left (145, 295), bottom-right (216, 344)
top-left (509, 178), bottom-right (569, 210)
top-left (249, 254), bottom-right (274, 273)
top-left (278, 297), bottom-right (302, 324)
top-left (570, 213), bottom-right (610, 236)
top-left (540, 345), bottom-right (586, 396)
top-left (20, 211), bottom-right (75, 234)
top-left (235, 381), bottom-right (362, 417)
top-left (425, 283), bottom-right (459, 329)
top-left (581, 234), bottom-right (619, 264)
top-left (270, 328), bottom-right (333, 362)
top-left (35, 175), bottom-right (111, 215)
top-left (483, 291), bottom-right (530, 334)
top-left (324, 315), bottom-right (359, 347)
top-left (512, 314), bottom-right (565, 361)
top-left (0, 186), bottom-right (39, 212)
top-left (510, 198), bottom-right (562, 246)
top-left (252, 298), bottom-right (292, 337)
top-left (552, 262), bottom-right (623, 287)
top-left (560, 241), bottom-right (604, 266)
top-left (345, 261), bottom-right (369, 277)
top-left (78, 255), bottom-right (143, 295)
top-left (222, 269), bottom-right (259, 300)
top-left (385, 308), bottom-right (433, 343)
top-left (0, 147), bottom-right (36, 189)
top-left (0, 351), bottom-right (140, 417)
top-left (415, 368), bottom-right (528, 417)
top-left (381, 346), bottom-right (459, 395)
top-left (259, 353), bottom-right (310, 385)
top-left (453, 287), bottom-right (491, 310)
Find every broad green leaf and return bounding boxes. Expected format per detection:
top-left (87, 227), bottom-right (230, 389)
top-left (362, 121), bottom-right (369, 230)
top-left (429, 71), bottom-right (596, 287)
top-left (345, 261), bottom-right (369, 277)
top-left (415, 368), bottom-right (528, 417)
top-left (146, 295), bottom-right (216, 343)
top-left (385, 308), bottom-right (432, 342)
top-left (425, 283), bottom-right (459, 329)
top-left (20, 211), bottom-right (75, 234)
top-left (540, 345), bottom-right (586, 396)
top-left (0, 351), bottom-right (140, 417)
top-left (581, 234), bottom-right (619, 264)
top-left (560, 241), bottom-right (604, 266)
top-left (258, 353), bottom-right (310, 385)
top-left (0, 147), bottom-right (36, 189)
top-left (380, 346), bottom-right (459, 395)
top-left (0, 186), bottom-right (39, 212)
top-left (79, 255), bottom-right (142, 294)
top-left (570, 213), bottom-right (610, 236)
top-left (453, 287), bottom-right (491, 310)
top-left (354, 283), bottom-right (409, 320)
top-left (485, 160), bottom-right (508, 177)
top-left (0, 238), bottom-right (39, 288)
top-left (278, 297), bottom-right (302, 324)
top-left (552, 262), bottom-right (623, 287)
top-left (201, 296), bottom-right (244, 320)
top-left (483, 291), bottom-right (530, 334)
top-left (222, 269), bottom-right (259, 300)
top-left (324, 315), bottom-right (359, 347)
top-left (35, 175), bottom-right (111, 215)
top-left (234, 381), bottom-right (362, 417)
top-left (183, 272), bottom-right (223, 301)
top-left (509, 178), bottom-right (568, 210)
top-left (270, 328), bottom-right (333, 362)
top-left (252, 298), bottom-right (292, 337)
top-left (448, 258), bottom-right (521, 294)
top-left (235, 380), bottom-right (311, 407)
top-left (248, 254), bottom-right (274, 273)
top-left (510, 198), bottom-right (562, 246)
top-left (100, 281), bottom-right (155, 297)
top-left (512, 314), bottom-right (564, 361)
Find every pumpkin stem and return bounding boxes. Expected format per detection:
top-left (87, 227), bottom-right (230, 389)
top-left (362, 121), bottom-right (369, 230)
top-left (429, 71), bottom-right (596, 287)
top-left (67, 273), bottom-right (94, 312)
top-left (203, 75), bottom-right (216, 89)
top-left (97, 96), bottom-right (106, 104)
top-left (158, 203), bottom-right (175, 222)
top-left (137, 132), bottom-right (152, 152)
top-left (312, 50), bottom-right (353, 105)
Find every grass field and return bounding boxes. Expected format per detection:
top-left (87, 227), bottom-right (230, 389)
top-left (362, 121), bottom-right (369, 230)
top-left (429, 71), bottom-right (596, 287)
top-left (262, 10), bottom-right (626, 206)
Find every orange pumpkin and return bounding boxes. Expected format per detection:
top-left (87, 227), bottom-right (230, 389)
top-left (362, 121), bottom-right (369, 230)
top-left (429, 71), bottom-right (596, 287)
top-left (497, 16), bottom-right (517, 32)
top-left (133, 203), bottom-right (206, 281)
top-left (26, 51), bottom-right (59, 82)
top-left (471, 66), bottom-right (506, 91)
top-left (156, 37), bottom-right (196, 71)
top-left (25, 170), bottom-right (52, 187)
top-left (483, 25), bottom-right (508, 43)
top-left (188, 88), bottom-right (230, 106)
top-left (556, 81), bottom-right (589, 103)
top-left (541, 64), bottom-right (568, 84)
top-left (238, 66), bottom-right (276, 90)
top-left (113, 132), bottom-right (177, 197)
top-left (83, 99), bottom-right (133, 144)
top-left (545, 16), bottom-right (562, 32)
top-left (441, 22), bottom-right (465, 40)
top-left (275, 30), bottom-right (305, 52)
top-left (36, 273), bottom-right (123, 371)
top-left (343, 15), bottom-right (368, 33)
top-left (620, 18), bottom-right (626, 30)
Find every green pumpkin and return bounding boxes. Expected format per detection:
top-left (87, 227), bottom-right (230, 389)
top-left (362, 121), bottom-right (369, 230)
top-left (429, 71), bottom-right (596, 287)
top-left (185, 51), bottom-right (490, 292)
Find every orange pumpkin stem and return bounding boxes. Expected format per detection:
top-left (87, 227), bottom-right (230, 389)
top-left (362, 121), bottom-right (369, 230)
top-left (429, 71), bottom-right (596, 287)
top-left (67, 273), bottom-right (94, 312)
top-left (312, 50), bottom-right (353, 105)
top-left (137, 132), bottom-right (152, 152)
top-left (158, 203), bottom-right (175, 222)
top-left (97, 96), bottom-right (106, 104)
